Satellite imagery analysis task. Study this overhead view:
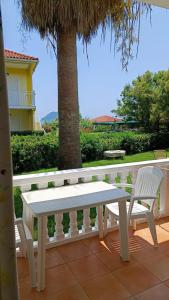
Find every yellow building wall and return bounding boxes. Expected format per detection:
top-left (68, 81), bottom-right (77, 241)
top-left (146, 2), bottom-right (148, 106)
top-left (9, 109), bottom-right (34, 131)
top-left (6, 67), bottom-right (33, 106)
top-left (6, 61), bottom-right (37, 131)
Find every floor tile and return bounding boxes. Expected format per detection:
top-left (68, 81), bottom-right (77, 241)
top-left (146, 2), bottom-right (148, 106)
top-left (135, 283), bottom-right (169, 300)
top-left (113, 262), bottom-right (160, 295)
top-left (95, 250), bottom-right (136, 272)
top-left (19, 277), bottom-right (38, 300)
top-left (46, 248), bottom-right (65, 269)
top-left (45, 264), bottom-right (77, 293)
top-left (57, 240), bottom-right (92, 263)
top-left (164, 279), bottom-right (169, 288)
top-left (83, 273), bottom-right (131, 300)
top-left (17, 257), bottom-right (29, 280)
top-left (83, 237), bottom-right (111, 254)
top-left (144, 256), bottom-right (169, 281)
top-left (54, 284), bottom-right (89, 300)
top-left (132, 245), bottom-right (166, 265)
top-left (68, 254), bottom-right (110, 284)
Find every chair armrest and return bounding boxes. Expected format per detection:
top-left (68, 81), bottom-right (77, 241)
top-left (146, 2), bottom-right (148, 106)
top-left (113, 183), bottom-right (135, 189)
top-left (15, 218), bottom-right (32, 241)
top-left (132, 196), bottom-right (157, 201)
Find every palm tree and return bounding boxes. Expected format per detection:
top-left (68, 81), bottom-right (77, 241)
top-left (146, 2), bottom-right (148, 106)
top-left (0, 4), bottom-right (19, 299)
top-left (17, 0), bottom-right (149, 170)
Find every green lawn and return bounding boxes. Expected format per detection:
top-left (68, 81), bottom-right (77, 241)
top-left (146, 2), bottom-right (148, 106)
top-left (20, 150), bottom-right (169, 175)
top-left (14, 150), bottom-right (168, 238)
top-left (83, 151), bottom-right (157, 168)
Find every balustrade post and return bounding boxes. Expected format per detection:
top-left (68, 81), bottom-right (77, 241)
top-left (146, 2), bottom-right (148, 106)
top-left (67, 178), bottom-right (78, 185)
top-left (83, 208), bottom-right (92, 233)
top-left (55, 213), bottom-right (64, 240)
top-left (95, 174), bottom-right (105, 181)
top-left (81, 176), bottom-right (93, 183)
top-left (69, 211), bottom-right (79, 237)
top-left (107, 173), bottom-right (117, 184)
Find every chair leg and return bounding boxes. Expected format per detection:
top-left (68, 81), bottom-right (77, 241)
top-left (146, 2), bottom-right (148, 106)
top-left (132, 219), bottom-right (137, 231)
top-left (26, 239), bottom-right (37, 288)
top-left (146, 212), bottom-right (158, 247)
top-left (103, 207), bottom-right (109, 237)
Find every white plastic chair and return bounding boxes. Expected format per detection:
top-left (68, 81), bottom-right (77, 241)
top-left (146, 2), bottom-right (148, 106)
top-left (15, 218), bottom-right (36, 287)
top-left (104, 166), bottom-right (164, 246)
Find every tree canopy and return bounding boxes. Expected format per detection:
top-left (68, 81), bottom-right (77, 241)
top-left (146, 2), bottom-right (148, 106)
top-left (113, 70), bottom-right (169, 132)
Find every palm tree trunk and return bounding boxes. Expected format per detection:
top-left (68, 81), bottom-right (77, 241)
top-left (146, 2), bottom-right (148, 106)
top-left (57, 31), bottom-right (82, 170)
top-left (0, 6), bottom-right (19, 300)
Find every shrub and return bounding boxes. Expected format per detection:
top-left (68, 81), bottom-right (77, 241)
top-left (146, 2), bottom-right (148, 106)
top-left (11, 130), bottom-right (44, 136)
top-left (12, 134), bottom-right (58, 173)
top-left (11, 131), bottom-right (169, 174)
top-left (121, 133), bottom-right (152, 154)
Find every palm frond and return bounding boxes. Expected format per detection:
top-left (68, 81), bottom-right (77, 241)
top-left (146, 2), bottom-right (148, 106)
top-left (17, 0), bottom-right (151, 68)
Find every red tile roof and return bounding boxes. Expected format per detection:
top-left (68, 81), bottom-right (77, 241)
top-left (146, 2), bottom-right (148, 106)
top-left (91, 115), bottom-right (122, 123)
top-left (4, 49), bottom-right (38, 61)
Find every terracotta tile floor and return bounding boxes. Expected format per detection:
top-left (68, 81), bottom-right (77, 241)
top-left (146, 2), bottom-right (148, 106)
top-left (18, 217), bottom-right (169, 300)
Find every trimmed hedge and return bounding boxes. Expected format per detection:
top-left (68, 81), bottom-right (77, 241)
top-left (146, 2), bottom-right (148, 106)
top-left (11, 131), bottom-right (169, 174)
top-left (11, 130), bottom-right (44, 136)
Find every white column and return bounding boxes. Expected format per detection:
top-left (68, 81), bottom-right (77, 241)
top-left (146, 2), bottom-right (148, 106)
top-left (95, 174), bottom-right (105, 181)
top-left (118, 199), bottom-right (129, 261)
top-left (37, 216), bottom-right (46, 291)
top-left (53, 179), bottom-right (64, 187)
top-left (37, 182), bottom-right (48, 189)
top-left (67, 178), bottom-right (78, 185)
top-left (21, 184), bottom-right (32, 192)
top-left (81, 176), bottom-right (93, 183)
top-left (97, 205), bottom-right (104, 239)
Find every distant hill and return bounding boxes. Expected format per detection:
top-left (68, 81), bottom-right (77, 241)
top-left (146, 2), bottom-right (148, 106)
top-left (41, 112), bottom-right (58, 124)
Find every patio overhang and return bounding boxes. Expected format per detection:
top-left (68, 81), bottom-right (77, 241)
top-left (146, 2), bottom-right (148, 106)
top-left (138, 0), bottom-right (169, 8)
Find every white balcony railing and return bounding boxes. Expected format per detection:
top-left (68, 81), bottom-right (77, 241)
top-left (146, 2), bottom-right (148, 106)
top-left (13, 159), bottom-right (169, 252)
top-left (8, 91), bottom-right (35, 108)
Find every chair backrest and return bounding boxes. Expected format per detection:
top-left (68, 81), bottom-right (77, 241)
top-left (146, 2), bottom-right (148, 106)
top-left (127, 166), bottom-right (164, 221)
top-left (15, 217), bottom-right (27, 256)
top-left (134, 166), bottom-right (164, 201)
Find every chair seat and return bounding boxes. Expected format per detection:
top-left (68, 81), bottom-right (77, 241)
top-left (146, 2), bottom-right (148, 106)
top-left (106, 202), bottom-right (149, 218)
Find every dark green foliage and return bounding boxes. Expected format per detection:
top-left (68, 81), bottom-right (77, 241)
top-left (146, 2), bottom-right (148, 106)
top-left (11, 130), bottom-right (44, 136)
top-left (114, 70), bottom-right (169, 132)
top-left (12, 133), bottom-right (59, 173)
top-left (11, 131), bottom-right (169, 174)
top-left (14, 187), bottom-right (23, 218)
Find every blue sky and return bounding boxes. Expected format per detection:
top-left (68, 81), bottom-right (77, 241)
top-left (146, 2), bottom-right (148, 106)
top-left (2, 1), bottom-right (169, 119)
